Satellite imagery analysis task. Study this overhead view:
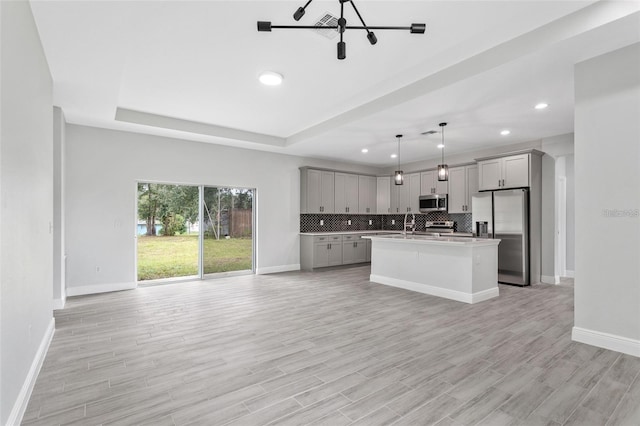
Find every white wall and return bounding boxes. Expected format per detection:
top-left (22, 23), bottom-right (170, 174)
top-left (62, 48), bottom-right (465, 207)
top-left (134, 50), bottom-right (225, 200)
top-left (573, 42), bottom-right (640, 357)
top-left (0, 1), bottom-right (55, 424)
top-left (64, 124), bottom-right (380, 294)
top-left (53, 107), bottom-right (66, 309)
top-left (540, 133), bottom-right (575, 282)
top-left (565, 155), bottom-right (575, 273)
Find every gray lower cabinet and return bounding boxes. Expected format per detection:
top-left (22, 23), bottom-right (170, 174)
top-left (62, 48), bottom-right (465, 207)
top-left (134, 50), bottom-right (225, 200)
top-left (301, 234), bottom-right (370, 270)
top-left (342, 235), bottom-right (366, 264)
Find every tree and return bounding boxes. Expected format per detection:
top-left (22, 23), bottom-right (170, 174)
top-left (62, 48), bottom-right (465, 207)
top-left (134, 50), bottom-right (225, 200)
top-left (138, 183), bottom-right (198, 236)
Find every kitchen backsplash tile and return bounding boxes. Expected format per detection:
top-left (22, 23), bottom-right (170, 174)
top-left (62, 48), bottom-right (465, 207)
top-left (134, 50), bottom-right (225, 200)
top-left (300, 213), bottom-right (472, 233)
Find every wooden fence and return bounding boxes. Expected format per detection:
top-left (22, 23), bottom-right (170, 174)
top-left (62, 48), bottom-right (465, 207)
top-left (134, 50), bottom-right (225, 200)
top-left (229, 209), bottom-right (252, 238)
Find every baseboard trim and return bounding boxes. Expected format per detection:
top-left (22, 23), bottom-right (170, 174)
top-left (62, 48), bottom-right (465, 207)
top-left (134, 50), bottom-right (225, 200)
top-left (53, 297), bottom-right (65, 310)
top-left (256, 264), bottom-right (300, 275)
top-left (572, 326), bottom-right (640, 358)
top-left (541, 275), bottom-right (560, 285)
top-left (370, 274), bottom-right (499, 304)
top-left (565, 270), bottom-right (575, 278)
top-left (6, 318), bottom-right (55, 426)
top-left (66, 281), bottom-right (137, 297)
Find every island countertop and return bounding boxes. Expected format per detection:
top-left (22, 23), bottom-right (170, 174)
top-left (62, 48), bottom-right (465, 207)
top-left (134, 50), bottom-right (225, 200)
top-left (363, 234), bottom-right (500, 247)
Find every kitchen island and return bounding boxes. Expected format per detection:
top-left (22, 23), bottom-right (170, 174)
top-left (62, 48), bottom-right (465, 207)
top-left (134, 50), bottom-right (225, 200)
top-left (363, 234), bottom-right (501, 304)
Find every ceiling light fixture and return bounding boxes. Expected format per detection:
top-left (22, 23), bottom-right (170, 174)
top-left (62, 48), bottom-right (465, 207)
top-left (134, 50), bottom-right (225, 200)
top-left (259, 71), bottom-right (283, 86)
top-left (390, 154), bottom-right (397, 158)
top-left (437, 123), bottom-right (448, 182)
top-left (361, 148), bottom-right (368, 153)
top-left (394, 134), bottom-right (404, 185)
top-left (535, 102), bottom-right (548, 110)
top-left (257, 0), bottom-right (426, 60)
top-left (437, 143), bottom-right (445, 149)
top-left (500, 129), bottom-right (511, 136)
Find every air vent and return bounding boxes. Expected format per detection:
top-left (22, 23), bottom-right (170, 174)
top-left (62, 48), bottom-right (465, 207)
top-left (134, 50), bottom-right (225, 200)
top-left (421, 130), bottom-right (438, 135)
top-left (312, 12), bottom-right (339, 39)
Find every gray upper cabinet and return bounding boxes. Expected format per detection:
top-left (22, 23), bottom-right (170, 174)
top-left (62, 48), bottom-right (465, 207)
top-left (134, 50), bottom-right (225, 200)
top-left (391, 172), bottom-right (420, 213)
top-left (448, 165), bottom-right (478, 213)
top-left (358, 175), bottom-right (377, 214)
top-left (478, 153), bottom-right (529, 190)
top-left (420, 170), bottom-right (448, 195)
top-left (335, 172), bottom-right (359, 214)
top-left (300, 168), bottom-right (335, 213)
top-left (376, 176), bottom-right (391, 214)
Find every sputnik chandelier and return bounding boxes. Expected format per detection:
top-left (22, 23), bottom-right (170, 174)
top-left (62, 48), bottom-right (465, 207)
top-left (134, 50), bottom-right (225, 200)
top-left (257, 0), bottom-right (426, 60)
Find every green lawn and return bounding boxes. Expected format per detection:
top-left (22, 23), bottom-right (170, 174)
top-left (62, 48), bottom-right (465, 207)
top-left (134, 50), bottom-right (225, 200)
top-left (137, 234), bottom-right (252, 281)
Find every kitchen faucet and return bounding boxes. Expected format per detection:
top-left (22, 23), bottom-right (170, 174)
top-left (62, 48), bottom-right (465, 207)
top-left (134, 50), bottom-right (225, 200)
top-left (403, 212), bottom-right (416, 236)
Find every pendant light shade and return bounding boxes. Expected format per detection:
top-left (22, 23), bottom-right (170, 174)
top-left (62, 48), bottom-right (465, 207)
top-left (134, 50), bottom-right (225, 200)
top-left (437, 122), bottom-right (449, 182)
top-left (394, 134), bottom-right (404, 185)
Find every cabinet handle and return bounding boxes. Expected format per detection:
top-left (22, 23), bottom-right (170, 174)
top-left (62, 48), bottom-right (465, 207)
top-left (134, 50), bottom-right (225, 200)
top-left (502, 179), bottom-right (505, 187)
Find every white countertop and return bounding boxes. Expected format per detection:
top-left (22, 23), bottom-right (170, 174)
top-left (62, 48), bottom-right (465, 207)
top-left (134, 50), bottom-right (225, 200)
top-left (363, 234), bottom-right (500, 247)
top-left (300, 230), bottom-right (401, 236)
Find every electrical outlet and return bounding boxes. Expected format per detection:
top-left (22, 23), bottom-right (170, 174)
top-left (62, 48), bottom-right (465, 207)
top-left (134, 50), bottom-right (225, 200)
top-left (347, 220), bottom-right (351, 225)
top-left (368, 220), bottom-right (372, 225)
top-left (391, 219), bottom-right (395, 225)
top-left (320, 220), bottom-right (324, 226)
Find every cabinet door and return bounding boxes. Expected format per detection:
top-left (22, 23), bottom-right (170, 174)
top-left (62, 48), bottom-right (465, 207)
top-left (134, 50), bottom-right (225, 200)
top-left (435, 178), bottom-right (449, 195)
top-left (328, 243), bottom-right (343, 266)
top-left (306, 169), bottom-right (322, 213)
top-left (334, 173), bottom-right (347, 213)
top-left (367, 176), bottom-right (377, 214)
top-left (409, 173), bottom-right (421, 213)
top-left (345, 174), bottom-right (359, 213)
top-left (465, 165), bottom-right (479, 212)
top-left (420, 171), bottom-right (435, 196)
top-left (353, 241), bottom-right (367, 263)
top-left (376, 176), bottom-right (390, 214)
top-left (342, 242), bottom-right (355, 264)
top-left (447, 166), bottom-right (466, 213)
top-left (365, 240), bottom-right (372, 262)
top-left (390, 178), bottom-right (401, 214)
top-left (503, 154), bottom-right (529, 188)
top-left (358, 176), bottom-right (376, 214)
top-left (398, 178), bottom-right (411, 213)
top-left (313, 243), bottom-right (329, 268)
top-left (478, 159), bottom-right (502, 191)
top-left (320, 171), bottom-right (335, 213)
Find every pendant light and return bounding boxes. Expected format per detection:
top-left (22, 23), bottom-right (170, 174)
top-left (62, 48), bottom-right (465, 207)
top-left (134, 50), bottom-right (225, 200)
top-left (437, 122), bottom-right (449, 181)
top-left (394, 134), bottom-right (404, 185)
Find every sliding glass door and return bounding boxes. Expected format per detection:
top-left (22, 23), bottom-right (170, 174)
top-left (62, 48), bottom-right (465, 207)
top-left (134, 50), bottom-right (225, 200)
top-left (136, 183), bottom-right (200, 281)
top-left (136, 182), bottom-right (254, 283)
top-left (202, 187), bottom-right (254, 277)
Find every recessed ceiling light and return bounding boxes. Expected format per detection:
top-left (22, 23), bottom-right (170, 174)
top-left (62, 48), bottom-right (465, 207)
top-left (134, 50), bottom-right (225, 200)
top-left (259, 71), bottom-right (283, 86)
top-left (534, 102), bottom-right (548, 110)
top-left (500, 130), bottom-right (511, 136)
top-left (437, 144), bottom-right (445, 149)
top-left (361, 148), bottom-right (369, 153)
top-left (390, 154), bottom-right (397, 158)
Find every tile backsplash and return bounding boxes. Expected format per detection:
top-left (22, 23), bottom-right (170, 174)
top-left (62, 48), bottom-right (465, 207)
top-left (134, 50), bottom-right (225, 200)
top-left (300, 212), bottom-right (472, 233)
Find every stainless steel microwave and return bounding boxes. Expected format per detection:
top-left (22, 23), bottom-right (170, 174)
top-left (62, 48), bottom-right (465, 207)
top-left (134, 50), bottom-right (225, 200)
top-left (419, 194), bottom-right (448, 213)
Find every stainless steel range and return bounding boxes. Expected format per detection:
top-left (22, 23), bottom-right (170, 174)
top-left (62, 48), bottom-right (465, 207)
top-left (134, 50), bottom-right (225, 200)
top-left (423, 221), bottom-right (455, 236)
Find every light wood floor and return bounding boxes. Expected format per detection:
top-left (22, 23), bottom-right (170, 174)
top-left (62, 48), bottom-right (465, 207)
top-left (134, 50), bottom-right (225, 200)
top-left (24, 266), bottom-right (640, 425)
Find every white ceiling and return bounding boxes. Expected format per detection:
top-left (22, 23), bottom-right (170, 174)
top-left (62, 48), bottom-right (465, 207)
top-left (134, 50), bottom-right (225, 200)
top-left (30, 0), bottom-right (640, 167)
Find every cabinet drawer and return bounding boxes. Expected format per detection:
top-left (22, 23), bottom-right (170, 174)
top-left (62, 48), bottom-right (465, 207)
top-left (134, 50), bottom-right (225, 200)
top-left (343, 235), bottom-right (356, 241)
top-left (314, 235), bottom-right (343, 243)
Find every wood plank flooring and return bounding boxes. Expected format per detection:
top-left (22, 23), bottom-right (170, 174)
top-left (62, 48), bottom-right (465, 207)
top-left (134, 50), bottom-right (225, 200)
top-left (23, 266), bottom-right (640, 425)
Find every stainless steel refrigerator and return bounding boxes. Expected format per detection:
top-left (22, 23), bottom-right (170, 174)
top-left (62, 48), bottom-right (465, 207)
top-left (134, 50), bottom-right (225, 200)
top-left (472, 189), bottom-right (529, 286)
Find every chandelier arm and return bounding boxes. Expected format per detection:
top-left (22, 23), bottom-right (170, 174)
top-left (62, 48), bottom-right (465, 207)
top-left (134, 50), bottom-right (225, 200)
top-left (266, 25), bottom-right (416, 31)
top-left (349, 1), bottom-right (371, 34)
